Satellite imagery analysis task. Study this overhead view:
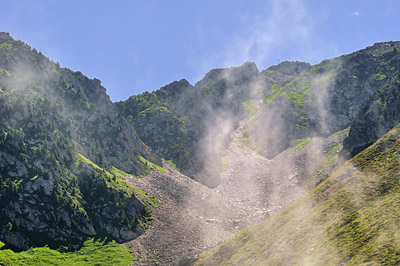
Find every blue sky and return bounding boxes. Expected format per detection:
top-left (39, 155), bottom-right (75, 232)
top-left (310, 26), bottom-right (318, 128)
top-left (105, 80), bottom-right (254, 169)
top-left (1, 0), bottom-right (399, 101)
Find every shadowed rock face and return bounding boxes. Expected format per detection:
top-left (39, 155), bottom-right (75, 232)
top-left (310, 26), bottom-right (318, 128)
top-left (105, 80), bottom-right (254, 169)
top-left (327, 45), bottom-right (399, 132)
top-left (342, 75), bottom-right (400, 158)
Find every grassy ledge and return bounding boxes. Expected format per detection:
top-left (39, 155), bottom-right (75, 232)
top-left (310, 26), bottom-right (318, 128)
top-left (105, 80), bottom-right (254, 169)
top-left (78, 153), bottom-right (161, 208)
top-left (294, 137), bottom-right (312, 151)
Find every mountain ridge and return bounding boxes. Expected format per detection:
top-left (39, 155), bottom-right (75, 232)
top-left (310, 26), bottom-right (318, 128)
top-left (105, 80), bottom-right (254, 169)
top-left (0, 32), bottom-right (161, 250)
top-left (0, 32), bottom-right (399, 266)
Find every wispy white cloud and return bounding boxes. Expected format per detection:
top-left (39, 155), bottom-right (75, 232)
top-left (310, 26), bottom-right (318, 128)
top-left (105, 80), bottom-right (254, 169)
top-left (222, 0), bottom-right (313, 66)
top-left (352, 11), bottom-right (360, 16)
top-left (192, 0), bottom-right (337, 77)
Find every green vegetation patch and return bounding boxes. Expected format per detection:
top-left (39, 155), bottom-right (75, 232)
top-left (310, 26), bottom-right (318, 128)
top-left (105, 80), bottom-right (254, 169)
top-left (0, 68), bottom-right (11, 77)
top-left (311, 142), bottom-right (343, 187)
top-left (78, 153), bottom-right (103, 171)
top-left (376, 71), bottom-right (387, 81)
top-left (243, 99), bottom-right (259, 121)
top-left (139, 156), bottom-right (167, 175)
top-left (294, 137), bottom-right (312, 151)
top-left (130, 186), bottom-right (161, 208)
top-left (235, 127), bottom-right (269, 154)
top-left (166, 160), bottom-right (177, 168)
top-left (0, 238), bottom-right (135, 266)
top-left (313, 128), bottom-right (349, 182)
top-left (0, 43), bottom-right (13, 50)
top-left (220, 157), bottom-right (230, 174)
top-left (264, 82), bottom-right (285, 105)
top-left (78, 153), bottom-right (161, 208)
top-left (111, 166), bottom-right (133, 177)
top-left (266, 69), bottom-right (276, 74)
top-left (331, 128), bottom-right (350, 139)
top-left (286, 81), bottom-right (312, 129)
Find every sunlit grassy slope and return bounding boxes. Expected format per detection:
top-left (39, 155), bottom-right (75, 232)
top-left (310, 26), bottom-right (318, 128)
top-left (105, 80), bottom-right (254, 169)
top-left (0, 238), bottom-right (134, 266)
top-left (195, 123), bottom-right (400, 266)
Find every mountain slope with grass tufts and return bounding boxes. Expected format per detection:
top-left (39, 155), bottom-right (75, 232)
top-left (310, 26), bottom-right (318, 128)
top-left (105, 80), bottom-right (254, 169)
top-left (0, 32), bottom-right (161, 251)
top-left (0, 32), bottom-right (399, 266)
top-left (195, 123), bottom-right (400, 266)
top-left (117, 41), bottom-right (400, 188)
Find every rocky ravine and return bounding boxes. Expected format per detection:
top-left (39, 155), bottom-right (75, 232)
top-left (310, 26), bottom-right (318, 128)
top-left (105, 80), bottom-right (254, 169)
top-left (124, 122), bottom-right (346, 266)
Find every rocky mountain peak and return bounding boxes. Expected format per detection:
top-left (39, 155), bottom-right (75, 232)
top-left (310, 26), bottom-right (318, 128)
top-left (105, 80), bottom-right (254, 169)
top-left (239, 61), bottom-right (259, 74)
top-left (0, 32), bottom-right (13, 43)
top-left (61, 69), bottom-right (114, 113)
top-left (264, 60), bottom-right (311, 76)
top-left (155, 78), bottom-right (193, 99)
top-left (195, 61), bottom-right (259, 89)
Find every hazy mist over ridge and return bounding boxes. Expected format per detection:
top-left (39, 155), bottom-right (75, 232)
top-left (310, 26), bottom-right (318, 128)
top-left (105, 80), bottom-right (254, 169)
top-left (0, 30), bottom-right (399, 266)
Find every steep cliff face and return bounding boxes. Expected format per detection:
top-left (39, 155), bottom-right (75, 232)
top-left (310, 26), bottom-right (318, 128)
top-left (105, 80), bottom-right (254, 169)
top-left (0, 32), bottom-right (159, 250)
top-left (328, 42), bottom-right (400, 131)
top-left (342, 53), bottom-right (400, 157)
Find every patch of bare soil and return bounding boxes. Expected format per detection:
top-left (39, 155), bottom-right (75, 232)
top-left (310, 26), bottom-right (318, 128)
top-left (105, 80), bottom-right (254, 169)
top-left (125, 124), bottom-right (345, 266)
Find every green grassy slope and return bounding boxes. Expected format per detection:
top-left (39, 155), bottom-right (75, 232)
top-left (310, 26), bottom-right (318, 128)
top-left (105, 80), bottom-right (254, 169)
top-left (0, 238), bottom-right (134, 266)
top-left (195, 123), bottom-right (400, 266)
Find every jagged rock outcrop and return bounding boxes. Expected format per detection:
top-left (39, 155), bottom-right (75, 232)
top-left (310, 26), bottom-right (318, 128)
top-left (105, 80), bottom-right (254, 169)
top-left (327, 42), bottom-right (400, 132)
top-left (0, 32), bottom-right (158, 250)
top-left (342, 73), bottom-right (400, 157)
